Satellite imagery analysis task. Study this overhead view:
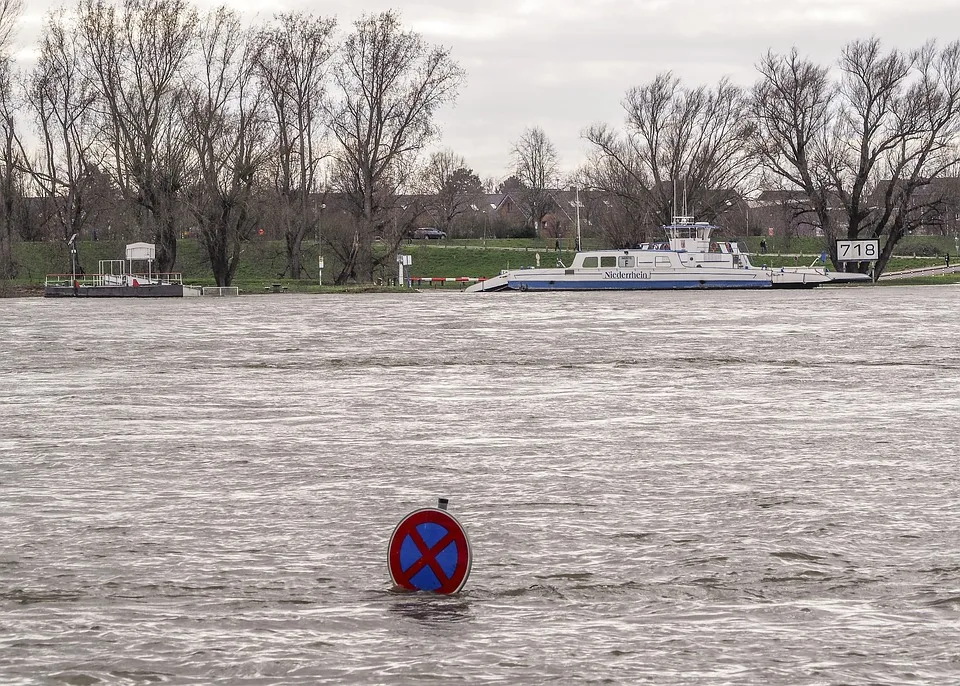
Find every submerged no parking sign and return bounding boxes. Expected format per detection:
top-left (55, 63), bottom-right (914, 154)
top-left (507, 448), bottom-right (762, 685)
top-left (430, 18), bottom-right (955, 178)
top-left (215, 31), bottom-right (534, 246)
top-left (388, 505), bottom-right (472, 594)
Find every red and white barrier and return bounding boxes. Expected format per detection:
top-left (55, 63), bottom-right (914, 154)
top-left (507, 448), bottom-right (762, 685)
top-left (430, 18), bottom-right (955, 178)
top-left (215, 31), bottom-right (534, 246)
top-left (410, 276), bottom-right (487, 284)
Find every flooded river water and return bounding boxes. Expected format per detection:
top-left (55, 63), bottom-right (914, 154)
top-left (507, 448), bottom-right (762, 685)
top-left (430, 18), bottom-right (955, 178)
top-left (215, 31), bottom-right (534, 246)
top-left (2, 286), bottom-right (959, 684)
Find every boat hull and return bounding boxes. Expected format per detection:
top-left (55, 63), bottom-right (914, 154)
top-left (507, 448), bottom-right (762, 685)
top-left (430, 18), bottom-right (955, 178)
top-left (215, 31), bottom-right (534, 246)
top-left (498, 266), bottom-right (772, 291)
top-left (465, 268), bottom-right (860, 292)
top-left (505, 277), bottom-right (771, 291)
top-left (44, 284), bottom-right (192, 298)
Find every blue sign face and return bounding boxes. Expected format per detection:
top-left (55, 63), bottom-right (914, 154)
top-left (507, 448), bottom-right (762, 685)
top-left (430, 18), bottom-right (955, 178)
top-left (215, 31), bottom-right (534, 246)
top-left (388, 509), bottom-right (472, 594)
top-left (398, 522), bottom-right (460, 591)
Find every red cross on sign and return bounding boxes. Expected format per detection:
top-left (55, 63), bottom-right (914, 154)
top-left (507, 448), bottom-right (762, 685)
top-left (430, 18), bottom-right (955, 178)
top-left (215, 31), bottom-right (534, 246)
top-left (388, 507), bottom-right (472, 594)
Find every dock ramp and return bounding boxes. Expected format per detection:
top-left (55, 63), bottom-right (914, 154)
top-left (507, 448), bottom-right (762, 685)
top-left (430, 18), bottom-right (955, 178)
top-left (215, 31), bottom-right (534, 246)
top-left (464, 273), bottom-right (512, 292)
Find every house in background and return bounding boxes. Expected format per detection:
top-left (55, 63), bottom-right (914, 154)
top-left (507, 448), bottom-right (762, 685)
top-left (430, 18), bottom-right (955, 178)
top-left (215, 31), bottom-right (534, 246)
top-left (868, 178), bottom-right (960, 237)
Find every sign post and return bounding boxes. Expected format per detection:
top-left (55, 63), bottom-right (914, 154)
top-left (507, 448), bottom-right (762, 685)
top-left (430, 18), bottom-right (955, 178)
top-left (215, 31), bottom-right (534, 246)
top-left (388, 499), bottom-right (472, 594)
top-left (836, 239), bottom-right (880, 281)
top-left (318, 256), bottom-right (324, 286)
top-left (397, 254), bottom-right (412, 287)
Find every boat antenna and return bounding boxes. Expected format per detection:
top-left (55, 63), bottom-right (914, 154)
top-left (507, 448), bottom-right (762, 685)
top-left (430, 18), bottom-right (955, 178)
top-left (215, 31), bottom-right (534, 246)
top-left (672, 180), bottom-right (677, 222)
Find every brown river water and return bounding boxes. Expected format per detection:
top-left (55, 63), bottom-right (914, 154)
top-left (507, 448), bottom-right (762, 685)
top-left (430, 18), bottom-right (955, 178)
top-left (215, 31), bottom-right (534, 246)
top-left (2, 286), bottom-right (959, 684)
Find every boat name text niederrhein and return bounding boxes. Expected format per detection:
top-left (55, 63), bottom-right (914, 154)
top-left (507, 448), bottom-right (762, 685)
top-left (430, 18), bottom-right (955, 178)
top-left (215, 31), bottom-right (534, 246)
top-left (604, 270), bottom-right (652, 280)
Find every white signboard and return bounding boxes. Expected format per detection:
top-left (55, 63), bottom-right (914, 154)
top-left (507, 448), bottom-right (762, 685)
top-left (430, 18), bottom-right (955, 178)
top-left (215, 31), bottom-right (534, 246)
top-left (836, 239), bottom-right (879, 262)
top-left (125, 242), bottom-right (155, 261)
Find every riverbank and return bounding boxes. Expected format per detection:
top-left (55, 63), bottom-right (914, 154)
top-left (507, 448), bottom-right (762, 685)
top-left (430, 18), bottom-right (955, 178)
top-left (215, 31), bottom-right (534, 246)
top-left (3, 237), bottom-right (956, 296)
top-left (0, 283), bottom-right (43, 298)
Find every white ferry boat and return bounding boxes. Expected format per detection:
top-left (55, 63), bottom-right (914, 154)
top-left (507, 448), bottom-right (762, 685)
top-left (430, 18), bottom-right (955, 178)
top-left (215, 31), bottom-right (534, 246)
top-left (465, 217), bottom-right (867, 292)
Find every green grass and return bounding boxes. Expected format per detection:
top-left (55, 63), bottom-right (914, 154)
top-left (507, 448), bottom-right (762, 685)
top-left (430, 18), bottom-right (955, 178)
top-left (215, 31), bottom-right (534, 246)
top-left (873, 272), bottom-right (960, 286)
top-left (750, 253), bottom-right (945, 272)
top-left (404, 245), bottom-right (574, 278)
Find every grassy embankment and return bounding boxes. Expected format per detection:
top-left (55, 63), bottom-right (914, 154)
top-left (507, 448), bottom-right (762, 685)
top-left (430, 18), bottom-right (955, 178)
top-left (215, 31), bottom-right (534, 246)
top-left (3, 237), bottom-right (581, 294)
top-left (3, 234), bottom-right (958, 296)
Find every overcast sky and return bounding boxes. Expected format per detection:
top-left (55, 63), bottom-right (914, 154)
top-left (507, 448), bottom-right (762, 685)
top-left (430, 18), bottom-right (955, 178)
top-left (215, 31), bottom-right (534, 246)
top-left (15, 0), bottom-right (960, 182)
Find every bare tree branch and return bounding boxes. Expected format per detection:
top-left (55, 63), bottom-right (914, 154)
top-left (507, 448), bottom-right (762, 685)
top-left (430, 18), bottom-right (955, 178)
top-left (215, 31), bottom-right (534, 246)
top-left (78, 0), bottom-right (198, 273)
top-left (254, 11), bottom-right (336, 279)
top-left (510, 126), bottom-right (560, 234)
top-left (582, 71), bottom-right (757, 244)
top-left (752, 38), bottom-right (960, 276)
top-left (326, 10), bottom-right (464, 284)
top-left (183, 6), bottom-right (267, 286)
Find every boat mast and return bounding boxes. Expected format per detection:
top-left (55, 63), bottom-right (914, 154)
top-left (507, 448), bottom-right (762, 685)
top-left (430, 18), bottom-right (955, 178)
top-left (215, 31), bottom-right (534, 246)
top-left (672, 180), bottom-right (677, 221)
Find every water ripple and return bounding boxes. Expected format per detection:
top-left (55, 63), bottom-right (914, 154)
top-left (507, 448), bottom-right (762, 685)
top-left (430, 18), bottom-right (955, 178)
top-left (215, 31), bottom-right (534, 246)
top-left (2, 288), bottom-right (959, 683)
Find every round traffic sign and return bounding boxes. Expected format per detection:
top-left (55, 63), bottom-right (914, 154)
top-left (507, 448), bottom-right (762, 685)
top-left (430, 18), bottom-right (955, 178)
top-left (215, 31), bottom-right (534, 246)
top-left (388, 507), bottom-right (472, 594)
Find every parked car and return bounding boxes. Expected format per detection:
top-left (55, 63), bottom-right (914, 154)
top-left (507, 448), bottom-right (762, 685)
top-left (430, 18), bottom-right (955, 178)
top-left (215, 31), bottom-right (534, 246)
top-left (413, 227), bottom-right (446, 240)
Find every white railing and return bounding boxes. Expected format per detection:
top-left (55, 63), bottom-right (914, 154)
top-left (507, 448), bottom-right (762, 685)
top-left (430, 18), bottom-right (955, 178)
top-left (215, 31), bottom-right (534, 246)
top-left (45, 272), bottom-right (184, 287)
top-left (201, 286), bottom-right (239, 296)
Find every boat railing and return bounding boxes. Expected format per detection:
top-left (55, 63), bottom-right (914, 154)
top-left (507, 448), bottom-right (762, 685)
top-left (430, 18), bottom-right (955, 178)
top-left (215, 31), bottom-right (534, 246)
top-left (45, 272), bottom-right (184, 287)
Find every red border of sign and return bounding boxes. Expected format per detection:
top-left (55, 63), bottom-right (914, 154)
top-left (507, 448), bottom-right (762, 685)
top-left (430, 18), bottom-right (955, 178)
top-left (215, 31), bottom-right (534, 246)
top-left (388, 508), bottom-right (472, 594)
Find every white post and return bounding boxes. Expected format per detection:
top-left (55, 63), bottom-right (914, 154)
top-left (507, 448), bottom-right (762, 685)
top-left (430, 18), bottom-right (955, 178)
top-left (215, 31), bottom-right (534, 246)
top-left (318, 256), bottom-right (324, 286)
top-left (68, 233), bottom-right (78, 278)
top-left (397, 254), bottom-right (412, 287)
top-left (575, 186), bottom-right (582, 251)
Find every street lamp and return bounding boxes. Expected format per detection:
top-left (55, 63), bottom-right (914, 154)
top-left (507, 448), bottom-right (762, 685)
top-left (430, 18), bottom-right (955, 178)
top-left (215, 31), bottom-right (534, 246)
top-left (68, 233), bottom-right (78, 279)
top-left (574, 186), bottom-right (582, 251)
top-left (316, 202), bottom-right (326, 244)
top-left (316, 202), bottom-right (326, 285)
top-left (485, 202), bottom-right (496, 247)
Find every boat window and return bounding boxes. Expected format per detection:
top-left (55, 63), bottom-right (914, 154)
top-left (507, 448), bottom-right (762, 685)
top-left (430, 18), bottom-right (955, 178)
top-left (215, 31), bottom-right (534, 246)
top-left (655, 256), bottom-right (671, 267)
top-left (618, 255), bottom-right (635, 268)
top-left (582, 256), bottom-right (598, 268)
top-left (600, 256), bottom-right (616, 268)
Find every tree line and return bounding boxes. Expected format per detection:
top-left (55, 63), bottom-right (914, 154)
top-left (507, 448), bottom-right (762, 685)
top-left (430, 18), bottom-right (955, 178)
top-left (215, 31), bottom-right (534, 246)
top-left (0, 0), bottom-right (464, 285)
top-left (2, 0), bottom-right (959, 282)
top-left (519, 37), bottom-right (960, 277)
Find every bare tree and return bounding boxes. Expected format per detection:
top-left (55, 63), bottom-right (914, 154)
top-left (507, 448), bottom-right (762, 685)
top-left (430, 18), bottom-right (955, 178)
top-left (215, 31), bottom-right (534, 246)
top-left (25, 9), bottom-right (102, 244)
top-left (326, 10), bottom-right (464, 284)
top-left (0, 0), bottom-right (22, 279)
top-left (752, 38), bottom-right (960, 276)
top-left (510, 126), bottom-right (560, 234)
top-left (574, 159), bottom-right (658, 247)
top-left (254, 12), bottom-right (336, 280)
top-left (183, 7), bottom-right (266, 286)
top-left (78, 0), bottom-right (198, 273)
top-left (583, 73), bottom-right (757, 229)
top-left (418, 148), bottom-right (482, 234)
top-left (0, 0), bottom-right (18, 51)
